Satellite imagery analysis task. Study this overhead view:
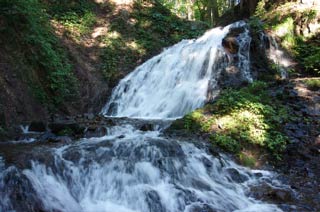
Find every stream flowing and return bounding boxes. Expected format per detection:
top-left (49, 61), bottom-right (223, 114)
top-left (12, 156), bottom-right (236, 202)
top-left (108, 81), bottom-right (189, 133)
top-left (0, 21), bottom-right (286, 212)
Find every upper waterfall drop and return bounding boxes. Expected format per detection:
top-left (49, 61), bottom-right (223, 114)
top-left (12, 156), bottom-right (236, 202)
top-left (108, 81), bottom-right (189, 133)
top-left (102, 21), bottom-right (252, 119)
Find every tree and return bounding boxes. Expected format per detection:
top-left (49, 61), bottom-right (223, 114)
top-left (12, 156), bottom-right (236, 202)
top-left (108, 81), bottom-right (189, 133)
top-left (240, 0), bottom-right (259, 16)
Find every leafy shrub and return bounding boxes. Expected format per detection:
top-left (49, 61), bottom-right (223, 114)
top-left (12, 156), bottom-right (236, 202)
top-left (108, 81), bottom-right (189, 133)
top-left (211, 134), bottom-right (240, 153)
top-left (57, 10), bottom-right (97, 37)
top-left (238, 152), bottom-right (256, 168)
top-left (294, 40), bottom-right (320, 76)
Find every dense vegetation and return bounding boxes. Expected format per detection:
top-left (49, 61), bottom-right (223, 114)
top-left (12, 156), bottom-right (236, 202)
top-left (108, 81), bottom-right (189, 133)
top-left (0, 0), bottom-right (207, 122)
top-left (158, 0), bottom-right (258, 25)
top-left (254, 0), bottom-right (320, 76)
top-left (0, 0), bottom-right (78, 107)
top-left (41, 0), bottom-right (207, 82)
top-left (172, 81), bottom-right (291, 165)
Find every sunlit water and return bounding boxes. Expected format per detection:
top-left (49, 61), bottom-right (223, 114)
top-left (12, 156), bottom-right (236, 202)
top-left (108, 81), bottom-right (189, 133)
top-left (102, 21), bottom-right (252, 119)
top-left (0, 21), bottom-right (286, 212)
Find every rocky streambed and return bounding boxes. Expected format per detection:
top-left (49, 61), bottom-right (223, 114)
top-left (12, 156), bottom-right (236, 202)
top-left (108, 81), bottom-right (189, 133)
top-left (0, 116), bottom-right (298, 212)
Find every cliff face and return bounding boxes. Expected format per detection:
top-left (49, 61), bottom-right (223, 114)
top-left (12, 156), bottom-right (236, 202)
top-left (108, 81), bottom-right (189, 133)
top-left (0, 0), bottom-right (207, 133)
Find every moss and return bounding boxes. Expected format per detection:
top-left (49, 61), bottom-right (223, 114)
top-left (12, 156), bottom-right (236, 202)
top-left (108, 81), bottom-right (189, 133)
top-left (210, 134), bottom-right (240, 153)
top-left (304, 79), bottom-right (320, 91)
top-left (238, 152), bottom-right (256, 168)
top-left (57, 128), bottom-right (74, 136)
top-left (180, 81), bottom-right (289, 160)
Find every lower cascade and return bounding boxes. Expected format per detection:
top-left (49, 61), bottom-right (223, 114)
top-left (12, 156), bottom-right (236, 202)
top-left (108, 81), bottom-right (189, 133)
top-left (0, 22), bottom-right (289, 212)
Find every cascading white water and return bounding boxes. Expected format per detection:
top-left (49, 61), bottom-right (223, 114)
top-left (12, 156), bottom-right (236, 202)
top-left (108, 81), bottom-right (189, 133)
top-left (259, 32), bottom-right (294, 79)
top-left (0, 126), bottom-right (283, 212)
top-left (102, 21), bottom-right (252, 119)
top-left (0, 21), bottom-right (290, 212)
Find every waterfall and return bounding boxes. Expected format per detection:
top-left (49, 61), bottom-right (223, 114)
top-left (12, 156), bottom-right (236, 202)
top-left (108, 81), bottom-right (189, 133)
top-left (0, 21), bottom-right (290, 212)
top-left (102, 21), bottom-right (252, 119)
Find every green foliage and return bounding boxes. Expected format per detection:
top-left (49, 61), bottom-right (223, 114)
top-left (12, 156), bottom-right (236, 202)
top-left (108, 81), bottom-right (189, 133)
top-left (254, 1), bottom-right (320, 76)
top-left (212, 81), bottom-right (270, 114)
top-left (238, 152), bottom-right (256, 168)
top-left (158, 0), bottom-right (235, 25)
top-left (211, 134), bottom-right (240, 153)
top-left (100, 1), bottom-right (207, 82)
top-left (248, 16), bottom-right (266, 33)
top-left (294, 39), bottom-right (320, 75)
top-left (254, 0), bottom-right (266, 18)
top-left (302, 9), bottom-right (317, 22)
top-left (57, 10), bottom-right (97, 37)
top-left (303, 79), bottom-right (320, 91)
top-left (57, 128), bottom-right (73, 136)
top-left (182, 81), bottom-right (289, 158)
top-left (43, 0), bottom-right (96, 16)
top-left (0, 0), bottom-right (78, 107)
top-left (184, 111), bottom-right (204, 131)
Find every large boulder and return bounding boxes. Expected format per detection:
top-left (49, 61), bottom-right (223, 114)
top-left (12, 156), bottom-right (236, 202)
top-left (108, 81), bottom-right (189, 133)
top-left (29, 121), bottom-right (46, 132)
top-left (48, 121), bottom-right (84, 136)
top-left (222, 27), bottom-right (245, 54)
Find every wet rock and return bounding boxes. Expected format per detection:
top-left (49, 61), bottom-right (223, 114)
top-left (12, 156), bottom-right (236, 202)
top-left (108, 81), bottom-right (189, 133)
top-left (288, 90), bottom-right (298, 98)
top-left (37, 131), bottom-right (72, 143)
top-left (314, 135), bottom-right (320, 146)
top-left (38, 132), bottom-right (56, 142)
top-left (15, 134), bottom-right (38, 142)
top-left (29, 121), bottom-right (46, 132)
top-left (309, 146), bottom-right (320, 156)
top-left (254, 172), bottom-right (263, 178)
top-left (187, 203), bottom-right (218, 212)
top-left (226, 168), bottom-right (249, 183)
top-left (47, 136), bottom-right (72, 143)
top-left (222, 27), bottom-right (245, 55)
top-left (4, 171), bottom-right (46, 212)
top-left (140, 124), bottom-right (154, 131)
top-left (166, 118), bottom-right (186, 131)
top-left (285, 123), bottom-right (299, 131)
top-left (219, 66), bottom-right (246, 88)
top-left (145, 191), bottom-right (165, 212)
top-left (201, 157), bottom-right (213, 168)
top-left (272, 189), bottom-right (293, 202)
top-left (84, 126), bottom-right (107, 138)
top-left (85, 113), bottom-right (95, 120)
top-left (222, 37), bottom-right (239, 54)
top-left (250, 182), bottom-right (293, 203)
top-left (48, 121), bottom-right (84, 135)
top-left (191, 179), bottom-right (212, 190)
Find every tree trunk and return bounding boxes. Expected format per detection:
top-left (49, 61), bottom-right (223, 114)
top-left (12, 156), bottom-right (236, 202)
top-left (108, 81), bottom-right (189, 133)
top-left (240, 0), bottom-right (259, 16)
top-left (206, 0), bottom-right (219, 26)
